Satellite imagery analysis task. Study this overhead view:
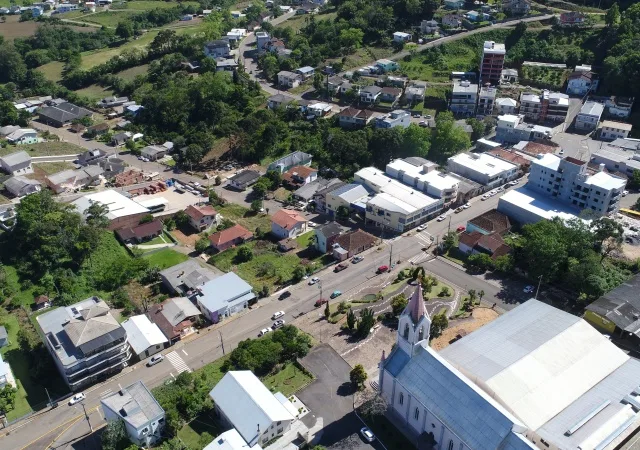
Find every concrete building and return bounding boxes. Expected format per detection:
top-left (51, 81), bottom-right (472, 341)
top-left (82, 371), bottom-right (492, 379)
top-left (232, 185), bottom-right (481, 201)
top-left (196, 273), bottom-right (255, 323)
top-left (420, 19), bottom-right (439, 34)
top-left (519, 90), bottom-right (569, 123)
top-left (405, 81), bottom-right (426, 103)
top-left (354, 167), bottom-right (443, 232)
top-left (101, 381), bottom-right (165, 447)
top-left (338, 107), bottom-right (374, 129)
top-left (0, 353), bottom-right (16, 389)
top-left (37, 297), bottom-right (130, 391)
top-left (600, 120), bottom-right (632, 141)
top-left (209, 371), bottom-right (295, 448)
top-left (360, 85), bottom-right (383, 103)
top-left (271, 209), bottom-right (307, 239)
top-left (4, 176), bottom-right (41, 197)
top-left (450, 80), bottom-right (478, 117)
top-left (495, 97), bottom-right (518, 115)
top-left (228, 170), bottom-right (261, 190)
top-left (591, 146), bottom-right (640, 179)
top-left (527, 154), bottom-right (626, 216)
top-left (5, 128), bottom-right (37, 145)
top-left (393, 31), bottom-right (412, 43)
top-left (148, 297), bottom-right (202, 343)
top-left (496, 114), bottom-right (553, 144)
top-left (267, 94), bottom-right (295, 110)
top-left (386, 158), bottom-right (459, 204)
top-left (267, 151), bottom-right (312, 173)
top-left (46, 167), bottom-right (103, 194)
top-left (576, 101), bottom-right (605, 131)
top-left (72, 190), bottom-right (149, 231)
top-left (0, 151), bottom-right (33, 175)
top-left (500, 68), bottom-right (518, 84)
top-left (479, 41), bottom-right (505, 85)
top-left (502, 0), bottom-right (530, 15)
top-left (315, 222), bottom-right (344, 253)
top-left (159, 260), bottom-right (219, 297)
top-left (121, 315), bottom-right (167, 361)
top-left (477, 85), bottom-right (497, 117)
top-left (375, 110), bottom-right (410, 129)
top-left (447, 152), bottom-right (518, 187)
top-left (255, 31), bottom-right (270, 53)
top-left (184, 204), bottom-right (220, 232)
top-left (277, 71), bottom-right (302, 89)
top-left (567, 70), bottom-right (598, 96)
top-left (204, 429), bottom-right (262, 450)
top-left (325, 183), bottom-right (370, 218)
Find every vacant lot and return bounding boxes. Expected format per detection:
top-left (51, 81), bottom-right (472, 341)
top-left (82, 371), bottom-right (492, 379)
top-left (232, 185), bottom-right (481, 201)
top-left (0, 142), bottom-right (85, 157)
top-left (430, 307), bottom-right (499, 351)
top-left (520, 65), bottom-right (570, 90)
top-left (142, 248), bottom-right (189, 269)
top-left (78, 10), bottom-right (139, 27)
top-left (276, 10), bottom-right (337, 32)
top-left (113, 0), bottom-right (199, 10)
top-left (115, 64), bottom-right (149, 81)
top-left (0, 15), bottom-right (39, 39)
top-left (74, 83), bottom-right (116, 101)
top-left (36, 61), bottom-right (65, 83)
top-left (217, 203), bottom-right (272, 232)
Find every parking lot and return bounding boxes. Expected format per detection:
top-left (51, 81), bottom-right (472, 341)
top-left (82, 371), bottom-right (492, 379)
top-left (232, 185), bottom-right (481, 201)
top-left (132, 185), bottom-right (205, 216)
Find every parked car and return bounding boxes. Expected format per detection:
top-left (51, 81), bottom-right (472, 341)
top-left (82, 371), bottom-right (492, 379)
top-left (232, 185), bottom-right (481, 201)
top-left (437, 215), bottom-right (446, 222)
top-left (489, 190), bottom-right (497, 196)
top-left (272, 319), bottom-right (285, 329)
top-left (68, 393), bottom-right (86, 405)
top-left (523, 285), bottom-right (535, 294)
top-left (258, 328), bottom-right (271, 337)
top-left (271, 311), bottom-right (285, 320)
top-left (377, 265), bottom-right (389, 274)
top-left (360, 427), bottom-right (376, 442)
top-left (481, 194), bottom-right (490, 201)
top-left (418, 120), bottom-right (428, 127)
top-left (308, 277), bottom-right (320, 285)
top-left (278, 291), bottom-right (291, 300)
top-left (334, 263), bottom-right (348, 272)
top-left (623, 190), bottom-right (629, 197)
top-left (496, 186), bottom-right (504, 192)
top-left (454, 207), bottom-right (463, 213)
top-left (147, 354), bottom-right (164, 367)
top-left (508, 180), bottom-right (519, 186)
top-left (417, 224), bottom-right (428, 231)
top-left (330, 290), bottom-right (342, 299)
top-left (314, 298), bottom-right (328, 307)
top-left (456, 226), bottom-right (465, 232)
top-left (463, 203), bottom-right (471, 209)
top-left (351, 255), bottom-right (364, 264)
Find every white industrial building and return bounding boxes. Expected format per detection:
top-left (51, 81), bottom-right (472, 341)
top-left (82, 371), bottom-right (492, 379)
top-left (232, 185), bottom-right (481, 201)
top-left (447, 152), bottom-right (518, 187)
top-left (385, 158), bottom-right (459, 204)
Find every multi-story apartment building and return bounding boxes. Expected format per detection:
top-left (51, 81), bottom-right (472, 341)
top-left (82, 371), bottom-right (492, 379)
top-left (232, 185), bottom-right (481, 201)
top-left (495, 114), bottom-right (554, 144)
top-left (528, 154), bottom-right (626, 216)
top-left (450, 80), bottom-right (478, 117)
top-left (519, 90), bottom-right (569, 123)
top-left (386, 158), bottom-right (460, 205)
top-left (591, 145), bottom-right (640, 178)
top-left (575, 101), bottom-right (604, 131)
top-left (479, 41), bottom-right (505, 85)
top-left (600, 120), bottom-right (632, 141)
top-left (447, 152), bottom-right (518, 188)
top-left (375, 110), bottom-right (411, 129)
top-left (37, 297), bottom-right (130, 391)
top-left (477, 85), bottom-right (497, 117)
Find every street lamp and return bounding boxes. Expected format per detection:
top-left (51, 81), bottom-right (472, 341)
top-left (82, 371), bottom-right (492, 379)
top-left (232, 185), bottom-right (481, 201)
top-left (534, 275), bottom-right (543, 300)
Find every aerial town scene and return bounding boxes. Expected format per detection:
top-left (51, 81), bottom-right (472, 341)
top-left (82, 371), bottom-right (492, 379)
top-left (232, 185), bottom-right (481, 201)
top-left (0, 0), bottom-right (640, 449)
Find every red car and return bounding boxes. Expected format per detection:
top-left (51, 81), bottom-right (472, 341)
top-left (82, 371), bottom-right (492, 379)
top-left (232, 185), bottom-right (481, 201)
top-left (456, 226), bottom-right (466, 233)
top-left (315, 298), bottom-right (328, 307)
top-left (334, 263), bottom-right (348, 272)
top-left (377, 265), bottom-right (389, 274)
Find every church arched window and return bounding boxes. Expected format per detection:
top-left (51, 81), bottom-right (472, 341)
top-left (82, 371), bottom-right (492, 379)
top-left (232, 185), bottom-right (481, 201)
top-left (399, 393), bottom-right (404, 405)
top-left (418, 326), bottom-right (424, 341)
top-left (414, 407), bottom-right (420, 420)
top-left (403, 323), bottom-right (409, 339)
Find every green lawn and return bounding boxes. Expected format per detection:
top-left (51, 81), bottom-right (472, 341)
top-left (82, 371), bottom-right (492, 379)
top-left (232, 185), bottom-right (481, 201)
top-left (33, 161), bottom-right (75, 175)
top-left (36, 61), bottom-right (64, 83)
top-left (263, 362), bottom-right (313, 396)
top-left (0, 142), bottom-right (86, 157)
top-left (74, 84), bottom-right (116, 102)
top-left (443, 247), bottom-right (468, 266)
top-left (144, 231), bottom-right (173, 246)
top-left (0, 312), bottom-right (31, 421)
top-left (78, 10), bottom-right (139, 27)
top-left (424, 279), bottom-right (453, 301)
top-left (113, 0), bottom-right (199, 10)
top-left (295, 230), bottom-right (316, 249)
top-left (276, 10), bottom-right (337, 32)
top-left (178, 412), bottom-right (220, 450)
top-left (142, 248), bottom-right (189, 269)
top-left (115, 63), bottom-right (149, 81)
top-left (217, 204), bottom-right (272, 232)
top-left (520, 66), bottom-right (570, 90)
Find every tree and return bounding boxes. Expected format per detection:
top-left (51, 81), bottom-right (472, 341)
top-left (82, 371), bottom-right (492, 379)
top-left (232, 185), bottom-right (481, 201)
top-left (591, 217), bottom-right (623, 260)
top-left (209, 189), bottom-right (225, 207)
top-left (85, 200), bottom-right (110, 229)
top-left (271, 325), bottom-right (312, 360)
top-left (606, 3), bottom-right (620, 27)
top-left (235, 246), bottom-right (253, 263)
top-left (250, 199), bottom-right (263, 213)
top-left (195, 237), bottom-right (210, 254)
top-left (214, 175), bottom-right (222, 186)
top-left (0, 44), bottom-right (27, 83)
top-left (357, 308), bottom-right (375, 338)
top-left (116, 21), bottom-right (134, 40)
top-left (339, 28), bottom-right (364, 50)
top-left (101, 420), bottom-right (131, 450)
top-left (324, 301), bottom-right (330, 319)
top-left (359, 393), bottom-right (387, 418)
top-left (466, 253), bottom-right (494, 272)
top-left (0, 385), bottom-right (17, 414)
top-left (293, 265), bottom-right (306, 282)
top-left (430, 313), bottom-right (448, 338)
top-left (346, 309), bottom-right (357, 330)
top-left (336, 205), bottom-right (350, 219)
top-left (430, 112), bottom-right (471, 162)
top-left (350, 364), bottom-right (368, 389)
top-left (173, 210), bottom-right (189, 227)
top-left (466, 118), bottom-right (485, 142)
top-left (442, 231), bottom-right (458, 252)
top-left (390, 294), bottom-right (408, 316)
top-left (478, 290), bottom-right (485, 303)
top-left (313, 72), bottom-right (324, 91)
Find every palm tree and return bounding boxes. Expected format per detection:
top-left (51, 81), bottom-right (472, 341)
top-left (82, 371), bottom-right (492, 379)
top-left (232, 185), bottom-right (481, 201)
top-left (478, 290), bottom-right (485, 304)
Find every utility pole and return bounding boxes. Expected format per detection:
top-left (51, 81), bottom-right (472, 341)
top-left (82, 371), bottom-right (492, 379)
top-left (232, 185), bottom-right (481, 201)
top-left (219, 331), bottom-right (225, 355)
top-left (81, 402), bottom-right (92, 432)
top-left (389, 243), bottom-right (393, 268)
top-left (447, 215), bottom-right (452, 234)
top-left (45, 388), bottom-right (52, 408)
top-left (535, 275), bottom-right (543, 300)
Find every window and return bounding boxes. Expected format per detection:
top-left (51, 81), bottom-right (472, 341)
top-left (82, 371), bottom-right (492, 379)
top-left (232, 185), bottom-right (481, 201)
top-left (399, 393), bottom-right (404, 405)
top-left (277, 421), bottom-right (281, 425)
top-left (414, 407), bottom-right (420, 420)
top-left (277, 428), bottom-right (283, 434)
top-left (403, 323), bottom-right (409, 339)
top-left (448, 440), bottom-right (454, 450)
top-left (418, 327), bottom-right (424, 341)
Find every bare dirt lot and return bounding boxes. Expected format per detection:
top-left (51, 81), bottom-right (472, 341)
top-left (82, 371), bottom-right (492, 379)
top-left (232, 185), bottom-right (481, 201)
top-left (430, 307), bottom-right (499, 351)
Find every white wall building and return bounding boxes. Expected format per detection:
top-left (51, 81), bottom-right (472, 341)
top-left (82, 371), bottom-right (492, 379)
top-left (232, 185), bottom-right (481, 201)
top-left (591, 146), bottom-right (640, 178)
top-left (375, 110), bottom-right (411, 129)
top-left (450, 80), bottom-right (478, 117)
top-left (121, 315), bottom-right (167, 361)
top-left (576, 101), bottom-right (604, 131)
top-left (196, 273), bottom-right (255, 323)
top-left (447, 152), bottom-right (518, 187)
top-left (495, 97), bottom-right (517, 115)
top-left (386, 158), bottom-right (459, 204)
top-left (600, 120), bottom-right (632, 141)
top-left (477, 86), bottom-right (497, 117)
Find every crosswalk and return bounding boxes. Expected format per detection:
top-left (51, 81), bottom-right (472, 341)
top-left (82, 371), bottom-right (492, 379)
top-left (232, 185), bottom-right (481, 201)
top-left (414, 231), bottom-right (435, 247)
top-left (166, 351), bottom-right (191, 374)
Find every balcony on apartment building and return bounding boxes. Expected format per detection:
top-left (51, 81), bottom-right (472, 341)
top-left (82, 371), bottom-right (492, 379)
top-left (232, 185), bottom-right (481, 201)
top-left (65, 342), bottom-right (130, 379)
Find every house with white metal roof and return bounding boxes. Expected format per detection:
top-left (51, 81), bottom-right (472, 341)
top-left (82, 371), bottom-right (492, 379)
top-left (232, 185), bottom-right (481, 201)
top-left (447, 152), bottom-right (518, 187)
top-left (195, 273), bottom-right (255, 323)
top-left (72, 189), bottom-right (149, 230)
top-left (0, 150), bottom-right (33, 175)
top-left (576, 101), bottom-right (605, 131)
top-left (209, 371), bottom-right (295, 447)
top-left (386, 158), bottom-right (459, 204)
top-left (121, 315), bottom-right (167, 360)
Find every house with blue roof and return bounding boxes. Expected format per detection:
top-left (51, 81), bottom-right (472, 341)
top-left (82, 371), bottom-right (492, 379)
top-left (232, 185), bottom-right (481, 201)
top-left (195, 272), bottom-right (255, 323)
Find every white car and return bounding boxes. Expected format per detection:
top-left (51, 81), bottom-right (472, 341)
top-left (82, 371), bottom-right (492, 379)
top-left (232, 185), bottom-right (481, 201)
top-left (258, 328), bottom-right (272, 337)
top-left (437, 215), bottom-right (446, 222)
top-left (147, 354), bottom-right (164, 367)
top-left (508, 180), bottom-right (519, 186)
top-left (463, 203), bottom-right (471, 209)
top-left (496, 186), bottom-right (504, 192)
top-left (68, 393), bottom-right (86, 405)
top-left (489, 190), bottom-right (497, 196)
top-left (360, 427), bottom-right (375, 442)
top-left (272, 311), bottom-right (285, 320)
top-left (523, 285), bottom-right (535, 294)
top-left (308, 277), bottom-right (320, 285)
top-left (559, 149), bottom-right (564, 155)
top-left (481, 194), bottom-right (490, 201)
top-left (623, 190), bottom-right (629, 197)
top-left (417, 224), bottom-right (428, 231)
top-left (272, 319), bottom-right (285, 329)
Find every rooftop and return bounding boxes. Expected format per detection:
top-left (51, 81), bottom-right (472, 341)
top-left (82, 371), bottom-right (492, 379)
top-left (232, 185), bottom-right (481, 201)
top-left (496, 97), bottom-right (518, 107)
top-left (159, 260), bottom-right (219, 294)
top-left (601, 120), bottom-right (633, 131)
top-left (448, 152), bottom-right (517, 177)
top-left (585, 170), bottom-right (626, 191)
top-left (329, 183), bottom-right (370, 203)
top-left (580, 101), bottom-right (605, 117)
top-left (209, 224), bottom-right (253, 247)
top-left (198, 273), bottom-right (254, 313)
top-left (72, 190), bottom-right (148, 220)
top-left (468, 209), bottom-right (511, 234)
top-left (121, 315), bottom-right (167, 356)
top-left (185, 204), bottom-right (218, 221)
top-left (482, 40), bottom-right (506, 54)
top-left (586, 274), bottom-right (640, 332)
top-left (386, 159), bottom-right (459, 191)
top-left (272, 209), bottom-right (307, 229)
top-left (453, 80), bottom-right (478, 94)
top-left (229, 170), bottom-right (261, 185)
top-left (0, 151), bottom-right (31, 167)
top-left (204, 429), bottom-right (262, 450)
top-left (498, 187), bottom-right (581, 223)
top-left (101, 381), bottom-right (164, 429)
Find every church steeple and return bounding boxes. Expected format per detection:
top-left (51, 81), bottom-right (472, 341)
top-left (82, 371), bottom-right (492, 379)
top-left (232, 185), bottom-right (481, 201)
top-left (396, 283), bottom-right (431, 357)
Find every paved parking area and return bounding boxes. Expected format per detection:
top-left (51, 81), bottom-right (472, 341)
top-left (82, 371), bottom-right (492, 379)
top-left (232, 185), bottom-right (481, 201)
top-left (133, 186), bottom-right (205, 215)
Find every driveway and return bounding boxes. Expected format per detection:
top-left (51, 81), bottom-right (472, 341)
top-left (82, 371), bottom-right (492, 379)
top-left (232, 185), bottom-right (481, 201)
top-left (298, 344), bottom-right (381, 450)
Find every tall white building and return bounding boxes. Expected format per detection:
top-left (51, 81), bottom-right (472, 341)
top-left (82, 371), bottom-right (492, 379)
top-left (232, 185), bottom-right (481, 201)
top-left (477, 85), bottom-right (497, 117)
top-left (385, 158), bottom-right (459, 204)
top-left (450, 80), bottom-right (478, 117)
top-left (447, 152), bottom-right (518, 187)
top-left (479, 41), bottom-right (506, 85)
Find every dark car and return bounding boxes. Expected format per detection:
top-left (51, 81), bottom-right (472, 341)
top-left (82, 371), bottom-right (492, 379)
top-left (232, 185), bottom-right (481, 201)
top-left (334, 263), bottom-right (348, 272)
top-left (315, 298), bottom-right (328, 307)
top-left (278, 291), bottom-right (291, 300)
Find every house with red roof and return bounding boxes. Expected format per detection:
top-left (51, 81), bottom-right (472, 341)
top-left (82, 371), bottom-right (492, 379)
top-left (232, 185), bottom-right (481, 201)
top-left (209, 224), bottom-right (254, 252)
top-left (458, 231), bottom-right (512, 260)
top-left (115, 219), bottom-right (163, 244)
top-left (184, 204), bottom-right (220, 232)
top-left (281, 165), bottom-right (318, 189)
top-left (271, 209), bottom-right (308, 239)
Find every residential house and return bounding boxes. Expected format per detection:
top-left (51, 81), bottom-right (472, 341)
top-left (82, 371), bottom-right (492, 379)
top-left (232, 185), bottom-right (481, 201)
top-left (184, 204), bottom-right (219, 232)
top-left (466, 209), bottom-right (511, 235)
top-left (159, 260), bottom-right (219, 297)
top-left (332, 229), bottom-right (377, 260)
top-left (444, 0), bottom-right (464, 8)
top-left (296, 66), bottom-right (315, 80)
top-left (141, 142), bottom-right (172, 161)
top-left (599, 120), bottom-right (632, 141)
top-left (502, 0), bottom-right (530, 15)
top-left (209, 224), bottom-right (254, 252)
top-left (215, 58), bottom-right (238, 72)
top-left (325, 183), bottom-right (370, 217)
top-left (338, 107), bottom-right (374, 129)
top-left (255, 31), bottom-right (270, 52)
top-left (375, 59), bottom-right (399, 73)
top-left (458, 231), bottom-right (512, 259)
top-left (360, 86), bottom-right (383, 104)
top-left (293, 177), bottom-right (342, 203)
top-left (76, 150), bottom-right (106, 167)
top-left (514, 140), bottom-right (558, 158)
top-left (442, 14), bottom-right (462, 28)
top-left (500, 68), bottom-right (518, 84)
top-left (311, 179), bottom-right (346, 213)
top-left (267, 151), bottom-right (312, 173)
top-left (225, 29), bottom-right (247, 47)
top-left (0, 151), bottom-right (32, 175)
top-left (204, 40), bottom-right (231, 58)
top-left (125, 105), bottom-right (144, 117)
top-left (101, 381), bottom-right (165, 447)
top-left (96, 96), bottom-right (129, 108)
top-left (121, 315), bottom-right (167, 361)
top-left (567, 70), bottom-right (598, 96)
top-left (405, 82), bottom-right (426, 104)
top-left (282, 165), bottom-right (318, 189)
top-left (37, 102), bottom-right (92, 127)
top-left (33, 295), bottom-right (52, 311)
top-left (315, 222), bottom-right (344, 253)
top-left (0, 326), bottom-right (7, 348)
top-left (196, 273), bottom-right (256, 323)
top-left (265, 38), bottom-right (286, 54)
top-left (277, 71), bottom-right (302, 89)
top-left (295, 2), bottom-right (318, 14)
top-left (37, 297), bottom-right (130, 391)
top-left (604, 96), bottom-right (634, 120)
top-left (209, 371), bottom-right (295, 447)
top-left (115, 220), bottom-right (163, 244)
top-left (465, 10), bottom-right (489, 22)
top-left (479, 41), bottom-right (505, 85)
top-left (447, 152), bottom-right (518, 187)
top-left (227, 170), bottom-right (261, 190)
top-left (575, 101), bottom-right (604, 131)
top-left (204, 429), bottom-right (263, 450)
top-left (0, 125), bottom-right (19, 137)
top-left (487, 148), bottom-right (531, 172)
top-left (267, 94), bottom-right (295, 110)
top-left (450, 80), bottom-right (478, 117)
top-left (393, 31), bottom-right (412, 43)
top-left (149, 297), bottom-right (202, 343)
top-left (6, 128), bottom-right (38, 145)
top-left (560, 11), bottom-right (586, 26)
top-left (477, 86), bottom-right (497, 117)
top-left (112, 131), bottom-right (132, 147)
top-left (0, 353), bottom-right (15, 389)
top-left (495, 97), bottom-right (517, 115)
top-left (306, 102), bottom-right (332, 117)
top-left (46, 167), bottom-right (103, 194)
top-left (72, 189), bottom-right (150, 231)
top-left (476, 138), bottom-right (502, 152)
top-left (420, 19), bottom-right (439, 34)
top-left (375, 110), bottom-right (410, 128)
top-left (379, 87), bottom-right (402, 106)
top-left (271, 209), bottom-right (308, 239)
top-left (85, 122), bottom-right (110, 135)
top-left (496, 114), bottom-right (554, 143)
top-left (3, 176), bottom-right (41, 198)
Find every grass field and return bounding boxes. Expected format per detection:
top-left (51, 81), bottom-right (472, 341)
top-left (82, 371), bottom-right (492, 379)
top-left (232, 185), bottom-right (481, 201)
top-left (520, 65), bottom-right (570, 90)
top-left (115, 64), bottom-right (149, 81)
top-left (74, 83), bottom-right (116, 101)
top-left (78, 10), bottom-right (139, 27)
top-left (0, 15), bottom-right (39, 40)
top-left (263, 362), bottom-right (313, 396)
top-left (0, 141), bottom-right (86, 157)
top-left (36, 61), bottom-right (64, 83)
top-left (276, 10), bottom-right (337, 32)
top-left (112, 0), bottom-right (199, 10)
top-left (32, 161), bottom-right (75, 175)
top-left (142, 248), bottom-right (189, 269)
top-left (217, 204), bottom-right (272, 232)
